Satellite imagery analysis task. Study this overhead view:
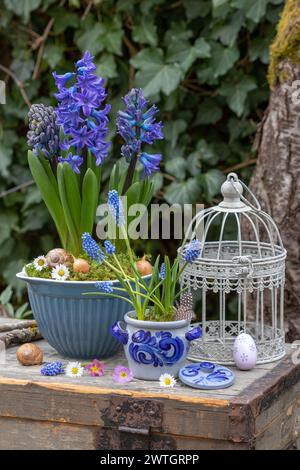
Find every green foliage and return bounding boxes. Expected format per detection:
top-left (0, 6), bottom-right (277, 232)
top-left (0, 0), bottom-right (284, 303)
top-left (0, 285), bottom-right (32, 318)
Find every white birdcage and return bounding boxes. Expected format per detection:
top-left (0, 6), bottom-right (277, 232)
top-left (178, 172), bottom-right (286, 365)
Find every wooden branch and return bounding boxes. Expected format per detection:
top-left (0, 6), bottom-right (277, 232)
top-left (0, 326), bottom-right (42, 348)
top-left (0, 320), bottom-right (38, 334)
top-left (32, 0), bottom-right (66, 80)
top-left (222, 158), bottom-right (257, 174)
top-left (82, 0), bottom-right (93, 21)
top-left (0, 64), bottom-right (31, 108)
top-left (0, 180), bottom-right (34, 199)
top-left (123, 35), bottom-right (138, 57)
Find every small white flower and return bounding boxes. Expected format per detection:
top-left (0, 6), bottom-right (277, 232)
top-left (51, 264), bottom-right (70, 281)
top-left (33, 256), bottom-right (48, 271)
top-left (65, 362), bottom-right (84, 378)
top-left (159, 373), bottom-right (176, 388)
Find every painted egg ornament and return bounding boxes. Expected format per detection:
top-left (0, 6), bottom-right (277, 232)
top-left (233, 333), bottom-right (257, 370)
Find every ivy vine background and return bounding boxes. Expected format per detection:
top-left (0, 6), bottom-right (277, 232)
top-left (0, 0), bottom-right (284, 310)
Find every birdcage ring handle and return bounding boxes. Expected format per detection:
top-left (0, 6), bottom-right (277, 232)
top-left (227, 172), bottom-right (261, 211)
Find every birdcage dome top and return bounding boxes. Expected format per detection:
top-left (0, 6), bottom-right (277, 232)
top-left (179, 172), bottom-right (286, 272)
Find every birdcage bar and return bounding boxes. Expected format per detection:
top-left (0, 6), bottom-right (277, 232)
top-left (179, 172), bottom-right (287, 365)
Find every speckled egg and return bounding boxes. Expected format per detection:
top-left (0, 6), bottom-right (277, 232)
top-left (233, 333), bottom-right (257, 370)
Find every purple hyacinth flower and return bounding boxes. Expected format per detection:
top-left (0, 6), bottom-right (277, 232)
top-left (53, 50), bottom-right (110, 172)
top-left (58, 153), bottom-right (83, 174)
top-left (116, 88), bottom-right (163, 176)
top-left (139, 152), bottom-right (162, 176)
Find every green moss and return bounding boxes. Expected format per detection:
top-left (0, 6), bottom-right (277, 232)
top-left (25, 252), bottom-right (136, 282)
top-left (268, 0), bottom-right (300, 88)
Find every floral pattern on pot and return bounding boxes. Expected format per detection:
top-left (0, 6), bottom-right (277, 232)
top-left (128, 330), bottom-right (184, 367)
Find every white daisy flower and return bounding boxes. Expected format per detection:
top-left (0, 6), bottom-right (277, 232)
top-left (33, 256), bottom-right (48, 271)
top-left (51, 264), bottom-right (70, 281)
top-left (159, 373), bottom-right (176, 388)
top-left (65, 362), bottom-right (84, 378)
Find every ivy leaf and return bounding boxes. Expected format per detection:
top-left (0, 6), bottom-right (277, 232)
top-left (195, 98), bottom-right (223, 125)
top-left (210, 43), bottom-right (240, 77)
top-left (165, 178), bottom-right (200, 205)
top-left (44, 44), bottom-right (64, 68)
top-left (219, 76), bottom-right (257, 116)
top-left (133, 18), bottom-right (158, 46)
top-left (196, 139), bottom-right (219, 165)
top-left (167, 38), bottom-right (211, 73)
top-left (212, 11), bottom-right (244, 47)
top-left (164, 119), bottom-right (187, 148)
top-left (0, 142), bottom-right (13, 178)
top-left (183, 0), bottom-right (211, 21)
top-left (232, 0), bottom-right (269, 23)
top-left (101, 19), bottom-right (123, 55)
top-left (165, 157), bottom-right (187, 180)
top-left (249, 37), bottom-right (270, 64)
top-left (200, 169), bottom-right (225, 201)
top-left (52, 10), bottom-right (80, 34)
top-left (131, 48), bottom-right (183, 97)
top-left (11, 58), bottom-right (34, 82)
top-left (96, 54), bottom-right (117, 79)
top-left (4, 0), bottom-right (41, 22)
top-left (76, 24), bottom-right (105, 55)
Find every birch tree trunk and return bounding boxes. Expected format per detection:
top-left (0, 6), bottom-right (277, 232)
top-left (249, 0), bottom-right (300, 341)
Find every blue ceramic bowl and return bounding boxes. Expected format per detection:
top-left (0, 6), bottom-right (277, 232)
top-left (17, 270), bottom-right (151, 359)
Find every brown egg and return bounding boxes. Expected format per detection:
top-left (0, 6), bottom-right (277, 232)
top-left (46, 248), bottom-right (74, 267)
top-left (16, 343), bottom-right (43, 366)
top-left (136, 255), bottom-right (152, 276)
top-left (73, 258), bottom-right (90, 274)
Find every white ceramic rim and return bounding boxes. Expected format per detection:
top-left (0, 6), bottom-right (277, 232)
top-left (124, 311), bottom-right (190, 329)
top-left (16, 265), bottom-right (152, 286)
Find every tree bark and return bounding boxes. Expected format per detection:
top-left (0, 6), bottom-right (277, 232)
top-left (248, 0), bottom-right (300, 341)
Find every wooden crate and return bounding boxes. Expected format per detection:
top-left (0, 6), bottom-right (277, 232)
top-left (0, 339), bottom-right (299, 450)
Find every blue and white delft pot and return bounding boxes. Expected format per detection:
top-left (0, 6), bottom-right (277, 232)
top-left (111, 311), bottom-right (202, 380)
top-left (17, 270), bottom-right (151, 360)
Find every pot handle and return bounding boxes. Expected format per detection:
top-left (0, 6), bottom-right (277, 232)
top-left (185, 326), bottom-right (202, 342)
top-left (111, 321), bottom-right (128, 345)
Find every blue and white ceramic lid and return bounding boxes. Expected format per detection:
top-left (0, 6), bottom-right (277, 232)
top-left (179, 362), bottom-right (235, 390)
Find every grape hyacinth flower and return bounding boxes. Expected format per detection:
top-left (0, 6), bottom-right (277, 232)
top-left (159, 263), bottom-right (165, 280)
top-left (184, 240), bottom-right (202, 263)
top-left (108, 190), bottom-right (125, 226)
top-left (82, 232), bottom-right (106, 263)
top-left (104, 240), bottom-right (116, 255)
top-left (116, 88), bottom-right (163, 182)
top-left (95, 281), bottom-right (114, 293)
top-left (53, 50), bottom-right (110, 172)
top-left (41, 361), bottom-right (64, 376)
top-left (27, 104), bottom-right (60, 159)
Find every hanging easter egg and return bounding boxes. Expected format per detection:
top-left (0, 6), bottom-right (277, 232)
top-left (233, 333), bottom-right (257, 370)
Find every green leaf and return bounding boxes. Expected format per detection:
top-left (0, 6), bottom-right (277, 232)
top-left (196, 139), bottom-right (219, 165)
top-left (164, 119), bottom-right (187, 148)
top-left (57, 163), bottom-right (79, 255)
top-left (0, 212), bottom-right (18, 244)
top-left (196, 98), bottom-right (223, 125)
top-left (28, 151), bottom-right (67, 247)
top-left (232, 0), bottom-right (269, 23)
top-left (219, 76), bottom-right (257, 116)
top-left (131, 48), bottom-right (183, 97)
top-left (0, 142), bottom-right (13, 178)
top-left (183, 0), bottom-right (211, 21)
top-left (62, 163), bottom-right (81, 236)
top-left (81, 169), bottom-right (98, 237)
top-left (165, 178), bottom-right (200, 205)
top-left (133, 18), bottom-right (158, 47)
top-left (165, 157), bottom-right (187, 180)
top-left (4, 0), bottom-right (41, 22)
top-left (43, 44), bottom-right (64, 68)
top-left (167, 38), bottom-right (211, 73)
top-left (211, 43), bottom-right (240, 77)
top-left (96, 54), bottom-right (117, 79)
top-left (52, 10), bottom-right (80, 34)
top-left (200, 169), bottom-right (225, 200)
top-left (76, 24), bottom-right (105, 56)
top-left (0, 285), bottom-right (13, 305)
top-left (212, 11), bottom-right (244, 47)
top-left (249, 37), bottom-right (270, 64)
top-left (11, 58), bottom-right (34, 82)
